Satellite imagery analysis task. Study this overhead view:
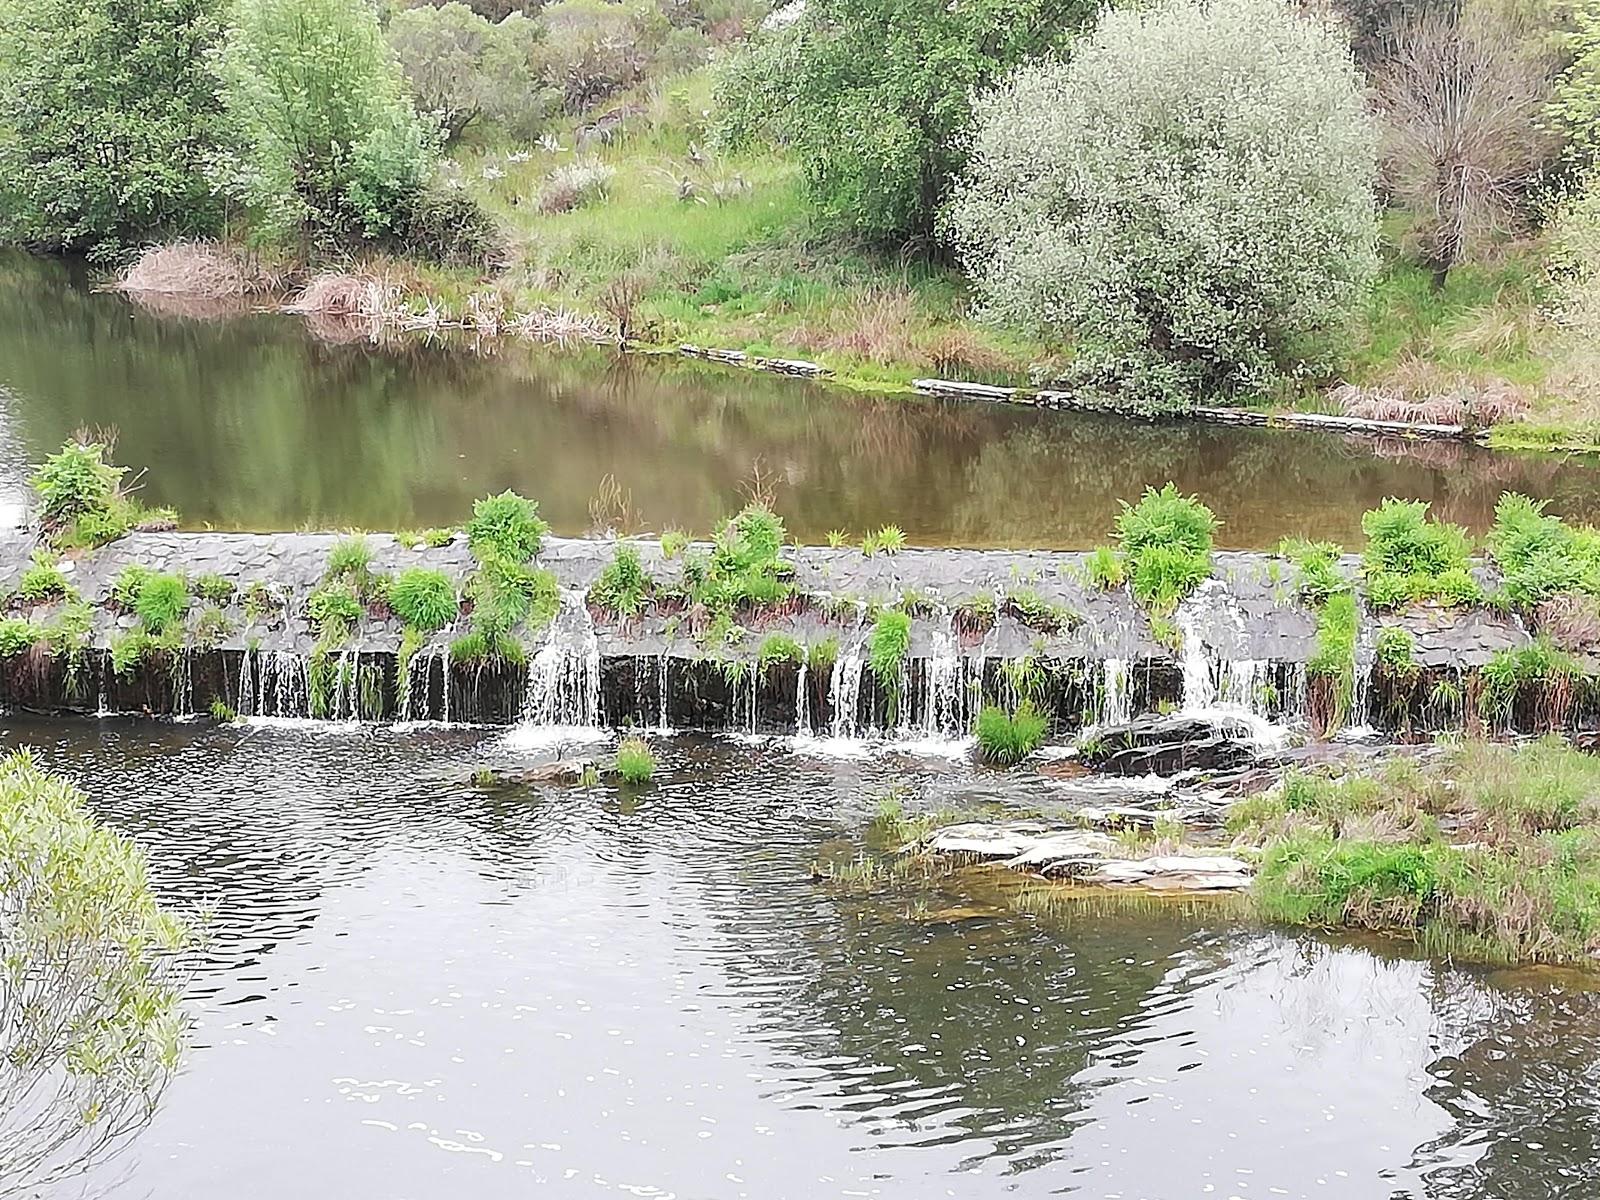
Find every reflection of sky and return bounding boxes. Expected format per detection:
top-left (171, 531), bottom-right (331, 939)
top-left (10, 720), bottom-right (1585, 1200)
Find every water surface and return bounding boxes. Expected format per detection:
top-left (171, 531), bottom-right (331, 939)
top-left (3, 253), bottom-right (1599, 548)
top-left (10, 718), bottom-right (1595, 1199)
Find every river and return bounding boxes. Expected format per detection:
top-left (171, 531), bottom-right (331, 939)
top-left (3, 252), bottom-right (1599, 547)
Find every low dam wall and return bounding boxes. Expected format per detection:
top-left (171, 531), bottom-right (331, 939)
top-left (0, 528), bottom-right (1582, 736)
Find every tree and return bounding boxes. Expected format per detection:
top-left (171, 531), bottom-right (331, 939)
top-left (0, 750), bottom-right (192, 1197)
top-left (716, 0), bottom-right (1098, 246)
top-left (1551, 0), bottom-right (1600, 172)
top-left (0, 0), bottom-right (222, 255)
top-left (386, 4), bottom-right (551, 144)
top-left (942, 0), bottom-right (1380, 407)
top-left (213, 0), bottom-right (436, 243)
top-left (1375, 4), bottom-right (1559, 284)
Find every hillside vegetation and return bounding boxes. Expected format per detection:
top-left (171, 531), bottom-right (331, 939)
top-left (0, 0), bottom-right (1596, 442)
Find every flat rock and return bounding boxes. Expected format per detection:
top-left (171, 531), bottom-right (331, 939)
top-left (922, 822), bottom-right (1254, 891)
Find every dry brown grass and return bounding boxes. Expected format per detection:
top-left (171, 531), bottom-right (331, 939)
top-left (119, 241), bottom-right (289, 297)
top-left (797, 286), bottom-right (921, 364)
top-left (1333, 373), bottom-right (1531, 427)
top-left (286, 272), bottom-right (390, 317)
top-left (1533, 594), bottom-right (1600, 655)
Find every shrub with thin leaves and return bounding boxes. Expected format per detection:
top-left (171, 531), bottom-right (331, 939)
top-left (1361, 498), bottom-right (1480, 609)
top-left (589, 545), bottom-right (653, 617)
top-left (0, 749), bottom-right (192, 1194)
top-left (135, 573), bottom-right (189, 634)
top-left (1113, 484), bottom-right (1217, 611)
top-left (975, 700), bottom-right (1047, 766)
top-left (467, 491), bottom-right (548, 564)
top-left (29, 441), bottom-right (124, 528)
top-left (1488, 493), bottom-right (1600, 608)
top-left (389, 567), bottom-right (459, 632)
top-left (943, 0), bottom-right (1379, 406)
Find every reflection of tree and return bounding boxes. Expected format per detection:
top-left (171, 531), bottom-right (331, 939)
top-left (1414, 971), bottom-right (1600, 1200)
top-left (4, 250), bottom-right (1600, 546)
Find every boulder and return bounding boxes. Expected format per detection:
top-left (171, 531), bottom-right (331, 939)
top-left (1081, 714), bottom-right (1261, 776)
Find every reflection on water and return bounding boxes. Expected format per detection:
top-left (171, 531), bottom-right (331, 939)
top-left (3, 253), bottom-right (1600, 547)
top-left (6, 717), bottom-right (1595, 1199)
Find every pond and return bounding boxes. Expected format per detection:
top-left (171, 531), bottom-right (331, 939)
top-left (8, 718), bottom-right (1590, 1199)
top-left (3, 252), bottom-right (1600, 549)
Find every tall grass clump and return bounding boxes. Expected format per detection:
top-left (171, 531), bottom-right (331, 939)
top-left (1113, 484), bottom-right (1217, 611)
top-left (1361, 498), bottom-right (1480, 609)
top-left (589, 544), bottom-right (653, 617)
top-left (975, 700), bottom-right (1047, 766)
top-left (868, 609), bottom-right (912, 722)
top-left (134, 573), bottom-right (189, 635)
top-left (681, 505), bottom-right (792, 617)
top-left (615, 735), bottom-right (656, 785)
top-left (389, 567), bottom-right (458, 632)
top-left (1306, 591), bottom-right (1358, 729)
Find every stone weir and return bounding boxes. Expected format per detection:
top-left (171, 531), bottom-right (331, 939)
top-left (0, 529), bottom-right (1571, 735)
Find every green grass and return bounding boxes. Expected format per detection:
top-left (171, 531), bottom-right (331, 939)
top-left (1115, 484), bottom-right (1217, 613)
top-left (134, 573), bottom-right (188, 635)
top-left (389, 567), bottom-right (459, 632)
top-left (1237, 740), bottom-right (1600, 966)
top-left (1307, 591), bottom-right (1358, 728)
top-left (757, 633), bottom-right (804, 668)
top-left (975, 701), bottom-right (1048, 766)
top-left (588, 544), bottom-right (653, 617)
top-left (615, 735), bottom-right (656, 785)
top-left (867, 610), bottom-right (912, 722)
top-left (15, 552), bottom-right (72, 604)
top-left (466, 491), bottom-right (547, 564)
top-left (1361, 498), bottom-right (1480, 610)
top-left (307, 581), bottom-right (363, 645)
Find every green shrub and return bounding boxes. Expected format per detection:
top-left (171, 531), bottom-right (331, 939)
top-left (1004, 590), bottom-right (1075, 635)
top-left (326, 535), bottom-right (374, 581)
top-left (385, 2), bottom-right (549, 145)
top-left (615, 735), bottom-right (655, 785)
top-left (1085, 546), bottom-right (1126, 589)
top-left (215, 0), bottom-right (435, 241)
top-left (111, 565), bottom-right (155, 611)
top-left (110, 628), bottom-right (151, 677)
top-left (1278, 538), bottom-right (1350, 603)
top-left (29, 441), bottom-right (123, 527)
top-left (1488, 494), bottom-right (1600, 608)
top-left (807, 636), bottom-right (839, 678)
top-left (134, 573), bottom-right (189, 634)
top-left (1374, 625), bottom-right (1419, 676)
top-left (660, 530), bottom-right (688, 559)
top-left (0, 0), bottom-right (221, 253)
top-left (687, 505), bottom-right (792, 617)
top-left (241, 580), bottom-right (284, 621)
top-left (867, 609), bottom-right (911, 719)
top-left (448, 627), bottom-right (526, 666)
top-left (757, 634), bottom-right (804, 668)
top-left (192, 573), bottom-right (235, 604)
top-left (467, 491), bottom-right (547, 563)
top-left (389, 567), bottom-right (458, 632)
top-left (975, 700), bottom-right (1047, 766)
top-left (717, 0), bottom-right (1096, 243)
top-left (588, 545), bottom-right (653, 617)
top-left (307, 581), bottom-right (362, 643)
top-left (874, 525), bottom-right (907, 555)
top-left (1361, 498), bottom-right (1480, 609)
top-left (16, 552), bottom-right (72, 604)
top-left (1114, 484), bottom-right (1216, 611)
top-left (422, 527), bottom-right (456, 548)
top-left (943, 0), bottom-right (1378, 405)
top-left (191, 606), bottom-right (235, 650)
top-left (0, 618), bottom-right (41, 657)
top-left (210, 699), bottom-right (237, 723)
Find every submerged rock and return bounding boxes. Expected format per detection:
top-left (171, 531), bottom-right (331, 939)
top-left (472, 759), bottom-right (599, 787)
top-left (1082, 715), bottom-right (1261, 776)
top-left (921, 821), bottom-right (1253, 891)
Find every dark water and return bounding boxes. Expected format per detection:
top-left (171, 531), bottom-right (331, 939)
top-left (9, 717), bottom-right (1596, 1199)
top-left (4, 252), bottom-right (1600, 549)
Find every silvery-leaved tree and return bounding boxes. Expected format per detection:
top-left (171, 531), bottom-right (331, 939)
top-left (0, 750), bottom-right (193, 1197)
top-left (942, 0), bottom-right (1380, 410)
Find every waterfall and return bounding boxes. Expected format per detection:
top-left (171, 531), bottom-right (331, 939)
top-left (521, 589), bottom-right (601, 728)
top-left (1218, 659), bottom-right (1268, 716)
top-left (911, 609), bottom-right (978, 741)
top-left (656, 653), bottom-right (670, 732)
top-left (795, 661), bottom-right (811, 738)
top-left (402, 644), bottom-right (451, 723)
top-left (828, 644), bottom-right (865, 739)
top-left (1346, 606), bottom-right (1378, 735)
top-left (1101, 658), bottom-right (1131, 726)
top-left (237, 650), bottom-right (309, 719)
top-left (1175, 598), bottom-right (1217, 712)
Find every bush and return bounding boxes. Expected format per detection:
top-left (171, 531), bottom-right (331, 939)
top-left (1361, 498), bottom-right (1479, 608)
top-left (387, 4), bottom-right (551, 144)
top-left (538, 161), bottom-right (615, 214)
top-left (1374, 6), bottom-right (1558, 281)
top-left (975, 700), bottom-right (1047, 766)
top-left (615, 735), bottom-right (656, 784)
top-left (718, 0), bottom-right (1095, 244)
top-left (0, 0), bottom-right (222, 254)
top-left (29, 441), bottom-right (123, 528)
top-left (1488, 493), bottom-right (1600, 607)
top-left (16, 553), bottom-right (72, 604)
top-left (536, 0), bottom-right (663, 113)
top-left (1278, 538), bottom-right (1351, 603)
top-left (589, 545), bottom-right (653, 617)
top-left (307, 581), bottom-right (363, 643)
top-left (135, 573), bottom-right (190, 635)
top-left (467, 491), bottom-right (548, 563)
top-left (688, 505), bottom-right (792, 615)
top-left (1085, 546), bottom-right (1125, 590)
top-left (389, 567), bottom-right (459, 632)
top-left (0, 751), bottom-right (191, 1193)
top-left (1114, 484), bottom-right (1217, 611)
top-left (214, 0), bottom-right (436, 243)
top-left (943, 0), bottom-right (1379, 404)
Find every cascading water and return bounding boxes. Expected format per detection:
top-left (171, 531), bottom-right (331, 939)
top-left (1174, 598), bottom-right (1217, 713)
top-left (655, 653), bottom-right (671, 733)
top-left (912, 608), bottom-right (978, 741)
top-left (1344, 606), bottom-right (1379, 736)
top-left (794, 661), bottom-right (811, 738)
top-left (237, 649), bottom-right (310, 719)
top-left (827, 643), bottom-right (865, 739)
top-left (401, 644), bottom-right (451, 724)
top-left (1100, 658), bottom-right (1131, 726)
top-left (520, 590), bottom-right (601, 729)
